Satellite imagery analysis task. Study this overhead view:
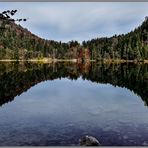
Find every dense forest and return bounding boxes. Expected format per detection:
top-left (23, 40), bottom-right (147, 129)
top-left (0, 62), bottom-right (148, 107)
top-left (0, 10), bottom-right (77, 60)
top-left (0, 10), bottom-right (148, 61)
top-left (83, 17), bottom-right (148, 61)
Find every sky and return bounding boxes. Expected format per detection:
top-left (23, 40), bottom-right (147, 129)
top-left (0, 2), bottom-right (148, 43)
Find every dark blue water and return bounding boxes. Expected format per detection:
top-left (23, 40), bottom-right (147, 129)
top-left (0, 62), bottom-right (148, 146)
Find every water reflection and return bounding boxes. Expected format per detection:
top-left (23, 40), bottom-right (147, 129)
top-left (0, 62), bottom-right (148, 107)
top-left (1, 62), bottom-right (148, 146)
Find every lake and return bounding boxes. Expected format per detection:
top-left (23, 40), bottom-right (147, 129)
top-left (0, 62), bottom-right (148, 146)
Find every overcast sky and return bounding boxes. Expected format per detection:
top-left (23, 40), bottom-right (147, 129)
top-left (0, 2), bottom-right (148, 43)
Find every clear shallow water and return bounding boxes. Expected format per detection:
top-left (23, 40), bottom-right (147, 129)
top-left (0, 62), bottom-right (148, 146)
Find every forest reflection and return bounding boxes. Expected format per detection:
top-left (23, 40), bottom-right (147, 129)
top-left (0, 61), bottom-right (148, 107)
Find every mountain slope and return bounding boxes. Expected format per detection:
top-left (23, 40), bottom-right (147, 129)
top-left (83, 17), bottom-right (148, 60)
top-left (0, 17), bottom-right (70, 60)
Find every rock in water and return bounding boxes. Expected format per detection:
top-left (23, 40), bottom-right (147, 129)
top-left (79, 135), bottom-right (101, 146)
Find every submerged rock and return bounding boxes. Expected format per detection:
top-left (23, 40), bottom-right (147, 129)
top-left (79, 135), bottom-right (101, 146)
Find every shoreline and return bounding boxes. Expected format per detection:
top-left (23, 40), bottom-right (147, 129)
top-left (0, 59), bottom-right (148, 64)
top-left (0, 59), bottom-right (95, 63)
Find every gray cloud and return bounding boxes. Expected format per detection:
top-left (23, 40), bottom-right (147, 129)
top-left (0, 2), bottom-right (148, 42)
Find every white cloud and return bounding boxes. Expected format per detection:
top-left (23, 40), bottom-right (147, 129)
top-left (0, 2), bottom-right (148, 42)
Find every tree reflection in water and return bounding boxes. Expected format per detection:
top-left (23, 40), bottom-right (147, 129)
top-left (0, 61), bottom-right (148, 107)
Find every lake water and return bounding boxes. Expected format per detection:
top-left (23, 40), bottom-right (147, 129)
top-left (0, 62), bottom-right (148, 146)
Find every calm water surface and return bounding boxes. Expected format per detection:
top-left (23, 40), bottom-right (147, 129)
top-left (0, 62), bottom-right (148, 146)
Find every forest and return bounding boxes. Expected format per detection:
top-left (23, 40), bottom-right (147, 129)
top-left (0, 10), bottom-right (148, 61)
top-left (83, 17), bottom-right (148, 61)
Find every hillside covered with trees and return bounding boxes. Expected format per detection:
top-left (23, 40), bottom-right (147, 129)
top-left (83, 17), bottom-right (148, 61)
top-left (0, 10), bottom-right (148, 61)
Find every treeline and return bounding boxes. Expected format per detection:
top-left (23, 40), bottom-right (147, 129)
top-left (83, 17), bottom-right (148, 61)
top-left (0, 12), bottom-right (148, 60)
top-left (0, 19), bottom-right (71, 60)
top-left (0, 11), bottom-right (81, 60)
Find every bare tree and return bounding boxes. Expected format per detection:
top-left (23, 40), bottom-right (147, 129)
top-left (0, 10), bottom-right (27, 30)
